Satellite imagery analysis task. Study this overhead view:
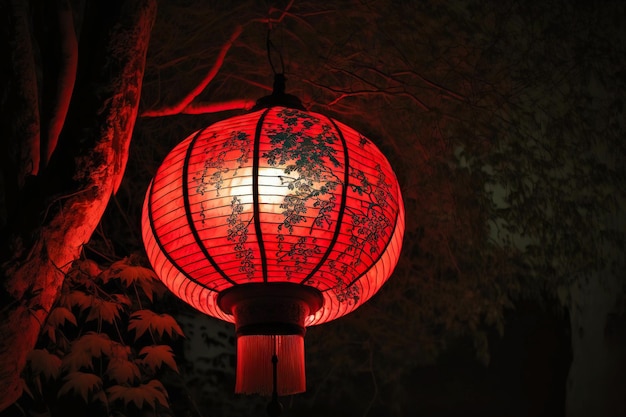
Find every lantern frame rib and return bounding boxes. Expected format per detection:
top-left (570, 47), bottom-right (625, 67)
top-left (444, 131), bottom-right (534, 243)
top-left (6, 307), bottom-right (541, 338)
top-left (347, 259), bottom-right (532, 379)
top-left (299, 116), bottom-right (351, 285)
top-left (253, 108), bottom-right (271, 282)
top-left (183, 126), bottom-right (237, 286)
top-left (344, 203), bottom-right (403, 289)
top-left (146, 178), bottom-right (220, 293)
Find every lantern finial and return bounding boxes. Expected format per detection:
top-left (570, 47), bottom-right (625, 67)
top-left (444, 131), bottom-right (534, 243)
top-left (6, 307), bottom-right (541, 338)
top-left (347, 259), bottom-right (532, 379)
top-left (251, 73), bottom-right (305, 111)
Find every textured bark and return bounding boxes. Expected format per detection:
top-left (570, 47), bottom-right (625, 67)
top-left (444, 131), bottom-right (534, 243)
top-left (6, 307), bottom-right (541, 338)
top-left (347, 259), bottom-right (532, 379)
top-left (0, 0), bottom-right (157, 412)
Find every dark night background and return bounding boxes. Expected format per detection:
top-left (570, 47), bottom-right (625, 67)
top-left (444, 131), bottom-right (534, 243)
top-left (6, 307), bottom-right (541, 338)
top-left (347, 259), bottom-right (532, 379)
top-left (1, 0), bottom-right (624, 416)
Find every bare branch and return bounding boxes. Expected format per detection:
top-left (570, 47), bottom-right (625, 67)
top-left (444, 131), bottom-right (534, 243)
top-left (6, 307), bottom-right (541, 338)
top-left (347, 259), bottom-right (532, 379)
top-left (179, 99), bottom-right (256, 115)
top-left (141, 25), bottom-right (243, 117)
top-left (304, 78), bottom-right (431, 111)
top-left (268, 0), bottom-right (295, 27)
top-left (227, 74), bottom-right (273, 92)
top-left (389, 69), bottom-right (466, 102)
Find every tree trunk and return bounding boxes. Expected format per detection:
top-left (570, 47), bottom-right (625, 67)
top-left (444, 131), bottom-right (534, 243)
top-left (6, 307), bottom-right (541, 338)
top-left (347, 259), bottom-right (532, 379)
top-left (0, 0), bottom-right (157, 412)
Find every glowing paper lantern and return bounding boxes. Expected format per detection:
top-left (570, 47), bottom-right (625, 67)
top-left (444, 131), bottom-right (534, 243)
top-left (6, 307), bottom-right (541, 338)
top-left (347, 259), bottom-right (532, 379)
top-left (142, 99), bottom-right (404, 397)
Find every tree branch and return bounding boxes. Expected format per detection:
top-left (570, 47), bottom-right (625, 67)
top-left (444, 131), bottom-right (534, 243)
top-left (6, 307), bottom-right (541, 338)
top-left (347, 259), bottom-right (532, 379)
top-left (304, 78), bottom-right (431, 111)
top-left (178, 99), bottom-right (256, 115)
top-left (140, 24), bottom-right (243, 117)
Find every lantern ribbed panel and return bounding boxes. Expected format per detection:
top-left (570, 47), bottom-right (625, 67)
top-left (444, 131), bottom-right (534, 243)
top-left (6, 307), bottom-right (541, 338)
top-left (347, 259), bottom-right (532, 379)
top-left (142, 107), bottom-right (405, 326)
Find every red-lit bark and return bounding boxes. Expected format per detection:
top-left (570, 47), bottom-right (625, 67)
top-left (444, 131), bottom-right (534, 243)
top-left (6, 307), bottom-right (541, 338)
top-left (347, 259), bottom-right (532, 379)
top-left (0, 0), bottom-right (157, 412)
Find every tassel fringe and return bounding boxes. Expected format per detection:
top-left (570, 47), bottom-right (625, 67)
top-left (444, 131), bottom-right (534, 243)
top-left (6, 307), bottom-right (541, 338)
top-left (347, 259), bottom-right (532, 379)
top-left (236, 334), bottom-right (305, 396)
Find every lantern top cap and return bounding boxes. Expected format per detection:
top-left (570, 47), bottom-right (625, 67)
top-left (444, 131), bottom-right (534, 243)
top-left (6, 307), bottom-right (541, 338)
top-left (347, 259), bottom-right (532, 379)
top-left (251, 73), bottom-right (306, 112)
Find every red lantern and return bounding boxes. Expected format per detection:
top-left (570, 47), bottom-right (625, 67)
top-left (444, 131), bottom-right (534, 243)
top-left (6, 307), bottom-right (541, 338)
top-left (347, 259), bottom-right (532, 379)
top-left (142, 99), bottom-right (404, 397)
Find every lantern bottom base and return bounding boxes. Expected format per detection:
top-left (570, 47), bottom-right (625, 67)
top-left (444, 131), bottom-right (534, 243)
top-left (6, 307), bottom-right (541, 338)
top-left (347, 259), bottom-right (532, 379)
top-left (236, 334), bottom-right (305, 396)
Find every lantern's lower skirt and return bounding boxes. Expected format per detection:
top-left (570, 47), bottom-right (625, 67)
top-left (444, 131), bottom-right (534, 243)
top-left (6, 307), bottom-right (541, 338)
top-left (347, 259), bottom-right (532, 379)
top-left (236, 334), bottom-right (305, 396)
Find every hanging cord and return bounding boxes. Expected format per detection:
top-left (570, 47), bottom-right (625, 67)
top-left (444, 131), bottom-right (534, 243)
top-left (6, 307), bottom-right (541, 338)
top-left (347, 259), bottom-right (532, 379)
top-left (251, 8), bottom-right (305, 111)
top-left (266, 28), bottom-right (285, 76)
top-left (266, 337), bottom-right (283, 416)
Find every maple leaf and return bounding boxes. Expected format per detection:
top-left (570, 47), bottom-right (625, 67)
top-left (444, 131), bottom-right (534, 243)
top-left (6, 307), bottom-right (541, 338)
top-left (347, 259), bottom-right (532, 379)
top-left (27, 349), bottom-right (62, 380)
top-left (138, 345), bottom-right (179, 373)
top-left (42, 324), bottom-right (57, 344)
top-left (110, 341), bottom-right (132, 359)
top-left (73, 332), bottom-right (114, 358)
top-left (66, 259), bottom-right (103, 284)
top-left (85, 297), bottom-right (125, 324)
top-left (62, 332), bottom-right (119, 371)
top-left (61, 348), bottom-right (94, 372)
top-left (128, 310), bottom-right (184, 341)
top-left (113, 293), bottom-right (132, 307)
top-left (106, 357), bottom-right (141, 384)
top-left (60, 290), bottom-right (92, 312)
top-left (101, 258), bottom-right (160, 301)
top-left (46, 306), bottom-right (77, 328)
top-left (58, 372), bottom-right (102, 402)
top-left (107, 380), bottom-right (169, 409)
top-left (20, 377), bottom-right (35, 400)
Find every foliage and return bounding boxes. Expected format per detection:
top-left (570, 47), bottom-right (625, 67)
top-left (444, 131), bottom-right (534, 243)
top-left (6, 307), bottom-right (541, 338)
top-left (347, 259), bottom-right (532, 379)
top-left (16, 256), bottom-right (183, 417)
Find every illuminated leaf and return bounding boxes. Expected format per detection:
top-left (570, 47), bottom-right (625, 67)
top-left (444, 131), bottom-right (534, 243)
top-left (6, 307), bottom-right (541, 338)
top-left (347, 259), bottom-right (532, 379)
top-left (138, 345), bottom-right (178, 373)
top-left (27, 349), bottom-right (62, 380)
top-left (58, 372), bottom-right (102, 402)
top-left (106, 357), bottom-right (140, 384)
top-left (46, 307), bottom-right (77, 328)
top-left (149, 312), bottom-right (184, 339)
top-left (110, 341), bottom-right (132, 359)
top-left (113, 293), bottom-right (132, 307)
top-left (128, 310), bottom-right (184, 341)
top-left (101, 258), bottom-right (160, 300)
top-left (73, 332), bottom-right (114, 357)
top-left (42, 324), bottom-right (57, 344)
top-left (107, 380), bottom-right (169, 409)
top-left (85, 298), bottom-right (125, 324)
top-left (20, 377), bottom-right (34, 400)
top-left (66, 259), bottom-right (103, 284)
top-left (60, 290), bottom-right (92, 312)
top-left (61, 348), bottom-right (94, 372)
top-left (127, 310), bottom-right (151, 340)
top-left (62, 332), bottom-right (119, 371)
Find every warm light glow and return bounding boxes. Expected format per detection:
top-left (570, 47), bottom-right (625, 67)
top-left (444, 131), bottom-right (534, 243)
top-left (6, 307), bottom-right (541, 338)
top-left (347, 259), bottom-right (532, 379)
top-left (223, 166), bottom-right (289, 206)
top-left (142, 106), bottom-right (405, 395)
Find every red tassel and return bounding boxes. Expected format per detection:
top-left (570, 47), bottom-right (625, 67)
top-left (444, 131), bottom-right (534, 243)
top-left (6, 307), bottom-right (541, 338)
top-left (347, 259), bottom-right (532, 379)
top-left (235, 334), bottom-right (305, 395)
